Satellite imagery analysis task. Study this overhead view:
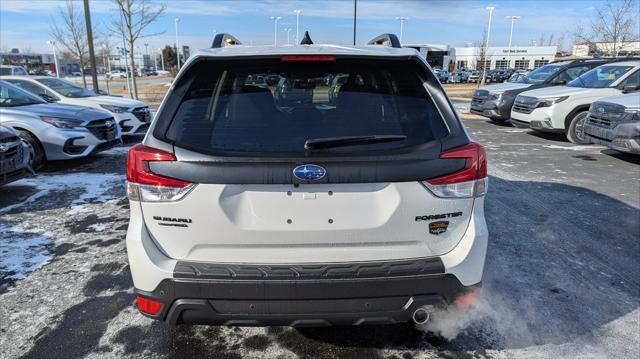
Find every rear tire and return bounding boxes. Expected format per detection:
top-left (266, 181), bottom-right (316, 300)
top-left (566, 111), bottom-right (590, 144)
top-left (18, 130), bottom-right (44, 169)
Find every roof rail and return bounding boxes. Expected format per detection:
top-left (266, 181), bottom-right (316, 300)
top-left (367, 33), bottom-right (401, 48)
top-left (211, 33), bottom-right (242, 48)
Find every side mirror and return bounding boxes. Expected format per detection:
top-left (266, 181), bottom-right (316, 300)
top-left (553, 80), bottom-right (567, 85)
top-left (622, 85), bottom-right (639, 94)
top-left (40, 94), bottom-right (58, 102)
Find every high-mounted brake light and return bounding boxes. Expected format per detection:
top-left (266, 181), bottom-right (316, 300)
top-left (126, 144), bottom-right (194, 202)
top-left (281, 55), bottom-right (336, 62)
top-left (136, 295), bottom-right (164, 315)
top-left (422, 142), bottom-right (488, 198)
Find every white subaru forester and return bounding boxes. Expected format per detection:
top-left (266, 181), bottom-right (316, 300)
top-left (125, 33), bottom-right (488, 327)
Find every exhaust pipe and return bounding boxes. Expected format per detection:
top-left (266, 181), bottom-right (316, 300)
top-left (412, 306), bottom-right (431, 325)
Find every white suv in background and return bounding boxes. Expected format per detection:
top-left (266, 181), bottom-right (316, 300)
top-left (1, 76), bottom-right (152, 135)
top-left (510, 61), bottom-right (640, 143)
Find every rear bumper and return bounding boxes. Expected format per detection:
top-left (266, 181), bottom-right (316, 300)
top-left (135, 271), bottom-right (478, 326)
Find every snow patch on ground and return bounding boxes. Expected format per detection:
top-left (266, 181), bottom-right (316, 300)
top-left (100, 145), bottom-right (133, 156)
top-left (543, 145), bottom-right (604, 151)
top-left (1, 172), bottom-right (124, 214)
top-left (89, 223), bottom-right (110, 232)
top-left (0, 224), bottom-right (52, 281)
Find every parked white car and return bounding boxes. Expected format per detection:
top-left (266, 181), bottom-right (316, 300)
top-left (0, 65), bottom-right (28, 76)
top-left (1, 76), bottom-right (152, 135)
top-left (106, 70), bottom-right (127, 79)
top-left (510, 61), bottom-right (640, 143)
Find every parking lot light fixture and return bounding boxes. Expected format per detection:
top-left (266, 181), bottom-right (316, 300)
top-left (505, 15), bottom-right (521, 50)
top-left (47, 40), bottom-right (59, 78)
top-left (293, 10), bottom-right (301, 44)
top-left (271, 16), bottom-right (282, 46)
top-left (395, 16), bottom-right (408, 43)
top-left (175, 17), bottom-right (181, 69)
top-left (285, 27), bottom-right (293, 45)
top-left (481, 6), bottom-right (496, 85)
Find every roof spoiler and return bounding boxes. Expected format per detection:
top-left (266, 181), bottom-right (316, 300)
top-left (211, 33), bottom-right (242, 48)
top-left (367, 33), bottom-right (401, 48)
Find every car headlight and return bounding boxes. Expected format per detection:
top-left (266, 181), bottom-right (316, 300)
top-left (99, 104), bottom-right (130, 113)
top-left (622, 108), bottom-right (640, 121)
top-left (487, 92), bottom-right (503, 101)
top-left (538, 96), bottom-right (569, 108)
top-left (40, 116), bottom-right (83, 129)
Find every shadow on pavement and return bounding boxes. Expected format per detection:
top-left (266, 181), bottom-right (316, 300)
top-left (11, 176), bottom-right (640, 357)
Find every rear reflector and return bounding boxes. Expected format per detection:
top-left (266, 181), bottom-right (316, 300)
top-left (454, 288), bottom-right (481, 309)
top-left (422, 142), bottom-right (488, 198)
top-left (281, 55), bottom-right (336, 62)
top-left (136, 295), bottom-right (164, 315)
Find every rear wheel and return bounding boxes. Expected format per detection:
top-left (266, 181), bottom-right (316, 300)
top-left (18, 130), bottom-right (44, 169)
top-left (566, 111), bottom-right (590, 144)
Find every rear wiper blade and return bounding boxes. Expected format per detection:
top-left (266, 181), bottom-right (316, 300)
top-left (304, 135), bottom-right (407, 150)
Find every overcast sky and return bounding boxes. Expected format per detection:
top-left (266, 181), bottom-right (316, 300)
top-left (0, 0), bottom-right (628, 54)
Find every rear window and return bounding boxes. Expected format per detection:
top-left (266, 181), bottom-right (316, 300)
top-left (165, 58), bottom-right (448, 155)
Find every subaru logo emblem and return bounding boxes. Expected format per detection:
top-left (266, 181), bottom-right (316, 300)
top-left (293, 164), bottom-right (326, 181)
top-left (597, 107), bottom-right (605, 113)
top-left (105, 120), bottom-right (114, 126)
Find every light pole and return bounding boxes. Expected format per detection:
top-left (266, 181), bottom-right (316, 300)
top-left (159, 48), bottom-right (165, 71)
top-left (153, 47), bottom-right (158, 70)
top-left (47, 40), bottom-right (59, 78)
top-left (284, 28), bottom-right (292, 45)
top-left (175, 17), bottom-right (181, 69)
top-left (293, 10), bottom-right (301, 44)
top-left (270, 16), bottom-right (282, 46)
top-left (481, 6), bottom-right (496, 85)
top-left (505, 15), bottom-right (520, 50)
top-left (395, 16), bottom-right (408, 43)
top-left (144, 43), bottom-right (149, 70)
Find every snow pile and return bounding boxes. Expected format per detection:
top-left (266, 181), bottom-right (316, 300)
top-left (1, 172), bottom-right (124, 214)
top-left (0, 224), bottom-right (52, 281)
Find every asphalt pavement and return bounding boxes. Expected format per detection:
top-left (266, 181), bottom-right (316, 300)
top-left (0, 115), bottom-right (638, 359)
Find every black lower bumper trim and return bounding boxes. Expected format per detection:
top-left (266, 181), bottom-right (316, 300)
top-left (136, 273), bottom-right (477, 326)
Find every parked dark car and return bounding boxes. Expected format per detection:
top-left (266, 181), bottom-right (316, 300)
top-left (471, 59), bottom-right (619, 122)
top-left (0, 124), bottom-right (33, 186)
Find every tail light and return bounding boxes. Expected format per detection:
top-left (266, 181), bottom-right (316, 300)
top-left (423, 142), bottom-right (487, 198)
top-left (126, 144), bottom-right (194, 202)
top-left (136, 295), bottom-right (164, 315)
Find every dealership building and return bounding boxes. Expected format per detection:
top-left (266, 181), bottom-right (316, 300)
top-left (443, 46), bottom-right (558, 71)
top-left (404, 45), bottom-right (558, 71)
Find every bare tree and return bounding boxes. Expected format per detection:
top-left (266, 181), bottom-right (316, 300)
top-left (574, 0), bottom-right (639, 56)
top-left (556, 34), bottom-right (565, 52)
top-left (546, 34), bottom-right (555, 47)
top-left (50, 0), bottom-right (89, 86)
top-left (537, 33), bottom-right (546, 47)
top-left (474, 30), bottom-right (489, 86)
top-left (111, 0), bottom-right (165, 99)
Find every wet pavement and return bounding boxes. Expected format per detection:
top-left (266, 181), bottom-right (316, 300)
top-left (0, 117), bottom-right (638, 359)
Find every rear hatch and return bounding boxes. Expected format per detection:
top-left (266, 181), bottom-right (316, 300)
top-left (130, 56), bottom-right (485, 263)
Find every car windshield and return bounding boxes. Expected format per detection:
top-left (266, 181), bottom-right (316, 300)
top-left (165, 58), bottom-right (448, 155)
top-left (517, 64), bottom-right (562, 84)
top-left (36, 78), bottom-right (96, 97)
top-left (0, 81), bottom-right (46, 107)
top-left (568, 65), bottom-right (635, 88)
